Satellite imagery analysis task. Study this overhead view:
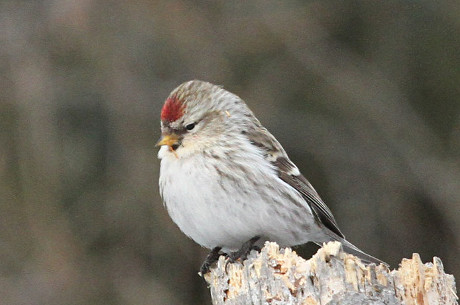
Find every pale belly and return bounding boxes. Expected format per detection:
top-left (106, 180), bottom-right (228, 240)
top-left (158, 147), bottom-right (320, 252)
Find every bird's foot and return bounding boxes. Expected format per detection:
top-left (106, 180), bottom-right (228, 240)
top-left (226, 236), bottom-right (260, 267)
top-left (200, 246), bottom-right (222, 276)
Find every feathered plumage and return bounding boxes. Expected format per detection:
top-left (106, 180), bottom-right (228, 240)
top-left (158, 80), bottom-right (385, 268)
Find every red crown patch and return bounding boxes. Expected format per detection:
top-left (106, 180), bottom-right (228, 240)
top-left (161, 95), bottom-right (184, 122)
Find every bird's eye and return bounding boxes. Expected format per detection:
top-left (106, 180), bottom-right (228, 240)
top-left (185, 123), bottom-right (195, 131)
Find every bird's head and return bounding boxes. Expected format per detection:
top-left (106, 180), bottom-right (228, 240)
top-left (157, 80), bottom-right (250, 158)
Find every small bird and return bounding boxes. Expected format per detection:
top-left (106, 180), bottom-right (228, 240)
top-left (157, 80), bottom-right (385, 274)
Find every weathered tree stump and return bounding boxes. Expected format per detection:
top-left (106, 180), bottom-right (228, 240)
top-left (204, 242), bottom-right (457, 305)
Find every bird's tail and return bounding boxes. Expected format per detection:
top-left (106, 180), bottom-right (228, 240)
top-left (317, 233), bottom-right (388, 266)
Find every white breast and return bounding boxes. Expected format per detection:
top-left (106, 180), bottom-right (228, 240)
top-left (158, 142), bottom-right (317, 252)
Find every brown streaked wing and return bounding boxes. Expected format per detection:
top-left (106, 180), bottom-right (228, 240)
top-left (246, 125), bottom-right (344, 238)
top-left (273, 157), bottom-right (344, 238)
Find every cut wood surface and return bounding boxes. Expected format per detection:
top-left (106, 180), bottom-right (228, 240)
top-left (204, 242), bottom-right (458, 305)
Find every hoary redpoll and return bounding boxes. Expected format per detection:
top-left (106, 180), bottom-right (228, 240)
top-left (157, 80), bottom-right (385, 273)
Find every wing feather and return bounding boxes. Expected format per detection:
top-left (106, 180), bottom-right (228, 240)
top-left (245, 124), bottom-right (344, 238)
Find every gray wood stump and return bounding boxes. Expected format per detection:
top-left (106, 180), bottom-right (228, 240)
top-left (203, 242), bottom-right (458, 305)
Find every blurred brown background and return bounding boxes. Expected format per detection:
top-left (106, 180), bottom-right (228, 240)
top-left (0, 1), bottom-right (459, 304)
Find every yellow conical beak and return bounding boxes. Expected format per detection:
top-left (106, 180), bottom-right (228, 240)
top-left (156, 133), bottom-right (180, 148)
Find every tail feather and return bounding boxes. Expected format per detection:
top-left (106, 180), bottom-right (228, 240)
top-left (317, 233), bottom-right (388, 266)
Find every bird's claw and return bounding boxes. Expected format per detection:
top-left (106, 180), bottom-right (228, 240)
top-left (224, 236), bottom-right (261, 271)
top-left (200, 247), bottom-right (222, 276)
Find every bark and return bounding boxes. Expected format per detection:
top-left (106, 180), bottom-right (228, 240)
top-left (204, 242), bottom-right (458, 305)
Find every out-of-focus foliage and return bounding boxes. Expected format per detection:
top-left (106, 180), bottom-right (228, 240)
top-left (0, 1), bottom-right (459, 304)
